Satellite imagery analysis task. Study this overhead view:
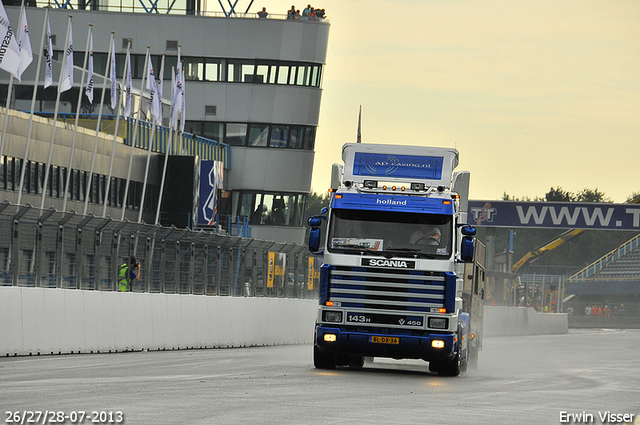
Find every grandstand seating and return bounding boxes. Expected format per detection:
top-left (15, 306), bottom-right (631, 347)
top-left (569, 235), bottom-right (640, 281)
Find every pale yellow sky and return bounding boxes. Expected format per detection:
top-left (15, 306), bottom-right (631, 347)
top-left (252, 0), bottom-right (640, 202)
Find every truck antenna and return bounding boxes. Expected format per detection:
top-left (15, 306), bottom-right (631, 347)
top-left (356, 105), bottom-right (362, 143)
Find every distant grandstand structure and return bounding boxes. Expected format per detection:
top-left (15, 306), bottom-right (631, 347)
top-left (565, 234), bottom-right (640, 316)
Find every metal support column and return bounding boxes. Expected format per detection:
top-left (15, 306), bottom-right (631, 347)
top-left (76, 214), bottom-right (94, 290)
top-left (34, 207), bottom-right (56, 287)
top-left (160, 237), bottom-right (166, 293)
top-left (11, 205), bottom-right (31, 286)
top-left (203, 244), bottom-right (209, 295)
top-left (145, 236), bottom-right (152, 293)
top-left (56, 212), bottom-right (75, 288)
top-left (189, 242), bottom-right (195, 294)
top-left (216, 246), bottom-right (222, 296)
top-left (252, 249), bottom-right (258, 297)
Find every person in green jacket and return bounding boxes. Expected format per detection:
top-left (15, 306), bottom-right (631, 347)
top-left (119, 256), bottom-right (140, 292)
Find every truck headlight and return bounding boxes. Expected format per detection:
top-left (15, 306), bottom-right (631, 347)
top-left (323, 311), bottom-right (343, 323)
top-left (431, 340), bottom-right (445, 349)
top-left (428, 317), bottom-right (448, 329)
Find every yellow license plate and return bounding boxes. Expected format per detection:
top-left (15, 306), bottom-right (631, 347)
top-left (371, 336), bottom-right (399, 344)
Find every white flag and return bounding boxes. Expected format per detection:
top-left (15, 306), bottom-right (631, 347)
top-left (109, 38), bottom-right (116, 109)
top-left (169, 67), bottom-right (176, 129)
top-left (169, 62), bottom-right (182, 130)
top-left (179, 65), bottom-right (185, 132)
top-left (85, 33), bottom-right (93, 103)
top-left (147, 56), bottom-right (161, 123)
top-left (16, 7), bottom-right (33, 81)
top-left (44, 17), bottom-right (53, 88)
top-left (124, 49), bottom-right (131, 116)
top-left (59, 23), bottom-right (73, 92)
top-left (158, 56), bottom-right (164, 104)
top-left (0, 1), bottom-right (22, 77)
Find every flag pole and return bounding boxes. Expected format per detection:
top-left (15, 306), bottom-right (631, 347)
top-left (18, 6), bottom-right (49, 205)
top-left (102, 39), bottom-right (131, 218)
top-left (137, 50), bottom-right (161, 223)
top-left (63, 24), bottom-right (92, 212)
top-left (120, 46), bottom-right (150, 221)
top-left (0, 75), bottom-right (15, 161)
top-left (154, 64), bottom-right (175, 225)
top-left (0, 0), bottom-right (25, 166)
top-left (40, 15), bottom-right (73, 210)
top-left (82, 32), bottom-right (115, 215)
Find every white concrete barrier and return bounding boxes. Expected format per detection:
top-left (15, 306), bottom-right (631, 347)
top-left (484, 306), bottom-right (568, 337)
top-left (1, 288), bottom-right (570, 356)
top-left (0, 286), bottom-right (318, 356)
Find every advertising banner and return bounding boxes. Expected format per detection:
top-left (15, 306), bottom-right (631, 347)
top-left (468, 200), bottom-right (640, 230)
top-left (198, 160), bottom-right (224, 226)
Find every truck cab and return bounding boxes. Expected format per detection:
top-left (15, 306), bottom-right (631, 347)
top-left (308, 143), bottom-right (481, 376)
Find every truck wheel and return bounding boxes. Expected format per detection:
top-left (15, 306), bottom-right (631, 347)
top-left (313, 344), bottom-right (336, 369)
top-left (348, 355), bottom-right (364, 369)
top-left (438, 352), bottom-right (461, 377)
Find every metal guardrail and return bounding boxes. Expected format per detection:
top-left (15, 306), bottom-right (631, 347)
top-left (38, 113), bottom-right (231, 166)
top-left (568, 233), bottom-right (640, 281)
top-left (0, 200), bottom-right (318, 299)
top-left (34, 1), bottom-right (330, 22)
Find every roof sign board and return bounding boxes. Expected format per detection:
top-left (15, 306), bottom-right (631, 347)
top-left (352, 153), bottom-right (443, 180)
top-left (341, 143), bottom-right (458, 188)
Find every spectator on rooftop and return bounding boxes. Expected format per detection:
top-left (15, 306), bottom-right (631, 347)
top-left (258, 7), bottom-right (268, 18)
top-left (302, 4), bottom-right (311, 20)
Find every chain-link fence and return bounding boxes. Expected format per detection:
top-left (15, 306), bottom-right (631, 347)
top-left (0, 200), bottom-right (319, 299)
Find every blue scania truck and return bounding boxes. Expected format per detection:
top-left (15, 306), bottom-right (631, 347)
top-left (308, 143), bottom-right (485, 376)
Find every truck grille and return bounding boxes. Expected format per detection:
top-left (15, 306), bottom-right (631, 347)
top-left (328, 266), bottom-right (454, 313)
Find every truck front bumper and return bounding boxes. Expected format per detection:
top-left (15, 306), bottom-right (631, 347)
top-left (315, 325), bottom-right (457, 362)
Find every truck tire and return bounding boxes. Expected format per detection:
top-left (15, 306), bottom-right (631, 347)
top-left (438, 352), bottom-right (461, 377)
top-left (313, 344), bottom-right (336, 369)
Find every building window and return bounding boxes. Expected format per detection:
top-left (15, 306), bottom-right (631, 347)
top-left (229, 191), bottom-right (307, 227)
top-left (270, 125), bottom-right (288, 148)
top-left (247, 124), bottom-right (269, 147)
top-left (186, 121), bottom-right (316, 150)
top-left (55, 51), bottom-right (325, 88)
top-left (225, 123), bottom-right (247, 146)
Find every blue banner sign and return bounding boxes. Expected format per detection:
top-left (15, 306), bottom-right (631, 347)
top-left (352, 153), bottom-right (443, 180)
top-left (468, 200), bottom-right (640, 230)
top-left (198, 160), bottom-right (223, 226)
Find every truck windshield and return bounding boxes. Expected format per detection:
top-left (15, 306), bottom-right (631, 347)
top-left (327, 209), bottom-right (453, 259)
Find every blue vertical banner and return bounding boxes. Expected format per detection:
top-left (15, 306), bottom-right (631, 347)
top-left (198, 160), bottom-right (224, 226)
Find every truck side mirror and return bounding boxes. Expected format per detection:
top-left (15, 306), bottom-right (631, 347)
top-left (460, 236), bottom-right (474, 262)
top-left (309, 227), bottom-right (321, 253)
top-left (308, 217), bottom-right (323, 227)
top-left (461, 225), bottom-right (476, 236)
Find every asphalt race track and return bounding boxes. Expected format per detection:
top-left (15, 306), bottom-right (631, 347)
top-left (1, 329), bottom-right (639, 425)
